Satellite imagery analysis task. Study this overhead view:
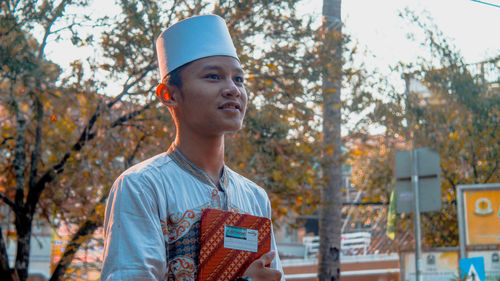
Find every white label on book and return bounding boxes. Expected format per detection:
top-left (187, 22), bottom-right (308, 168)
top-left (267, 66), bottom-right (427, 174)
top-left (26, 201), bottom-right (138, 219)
top-left (224, 225), bottom-right (258, 252)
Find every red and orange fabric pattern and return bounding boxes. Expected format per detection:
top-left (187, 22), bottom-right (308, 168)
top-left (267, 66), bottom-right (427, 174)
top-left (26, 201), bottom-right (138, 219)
top-left (198, 208), bottom-right (271, 281)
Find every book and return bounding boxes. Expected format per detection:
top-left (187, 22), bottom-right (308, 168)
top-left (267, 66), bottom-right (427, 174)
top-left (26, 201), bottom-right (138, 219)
top-left (198, 208), bottom-right (272, 281)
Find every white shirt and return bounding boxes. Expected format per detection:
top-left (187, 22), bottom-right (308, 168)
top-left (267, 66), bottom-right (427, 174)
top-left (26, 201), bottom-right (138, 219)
top-left (101, 148), bottom-right (284, 280)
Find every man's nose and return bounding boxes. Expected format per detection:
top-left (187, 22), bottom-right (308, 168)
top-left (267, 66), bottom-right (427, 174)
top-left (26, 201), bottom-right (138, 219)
top-left (221, 80), bottom-right (241, 98)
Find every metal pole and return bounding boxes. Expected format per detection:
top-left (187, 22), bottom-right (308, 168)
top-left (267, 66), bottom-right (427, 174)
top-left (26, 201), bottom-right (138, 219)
top-left (411, 149), bottom-right (423, 281)
top-left (457, 185), bottom-right (467, 259)
top-left (404, 72), bottom-right (423, 281)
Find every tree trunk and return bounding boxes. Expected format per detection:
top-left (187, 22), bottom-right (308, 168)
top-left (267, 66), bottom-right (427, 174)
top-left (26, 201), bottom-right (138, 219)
top-left (0, 227), bottom-right (19, 281)
top-left (319, 0), bottom-right (342, 280)
top-left (14, 214), bottom-right (32, 281)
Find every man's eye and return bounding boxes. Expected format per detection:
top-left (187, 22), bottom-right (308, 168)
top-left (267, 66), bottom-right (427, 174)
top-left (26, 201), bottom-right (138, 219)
top-left (206, 74), bottom-right (220, 80)
top-left (234, 76), bottom-right (244, 83)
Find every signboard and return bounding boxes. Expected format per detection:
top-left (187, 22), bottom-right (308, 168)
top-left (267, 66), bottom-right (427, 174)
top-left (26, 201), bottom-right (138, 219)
top-left (403, 251), bottom-right (458, 281)
top-left (395, 148), bottom-right (441, 213)
top-left (457, 183), bottom-right (500, 258)
top-left (468, 251), bottom-right (500, 280)
top-left (464, 190), bottom-right (500, 245)
top-left (460, 257), bottom-right (485, 281)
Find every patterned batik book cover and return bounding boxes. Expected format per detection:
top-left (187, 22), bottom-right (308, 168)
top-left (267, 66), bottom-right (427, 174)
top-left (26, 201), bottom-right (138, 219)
top-left (198, 208), bottom-right (271, 281)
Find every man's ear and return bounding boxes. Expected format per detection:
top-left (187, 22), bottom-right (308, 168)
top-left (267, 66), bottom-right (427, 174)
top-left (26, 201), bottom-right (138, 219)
top-left (156, 83), bottom-right (178, 106)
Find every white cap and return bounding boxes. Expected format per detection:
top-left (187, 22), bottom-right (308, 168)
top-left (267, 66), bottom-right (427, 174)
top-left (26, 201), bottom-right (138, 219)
top-left (156, 14), bottom-right (239, 79)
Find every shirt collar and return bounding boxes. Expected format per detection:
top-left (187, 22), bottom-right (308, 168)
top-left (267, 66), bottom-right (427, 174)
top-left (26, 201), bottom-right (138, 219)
top-left (167, 145), bottom-right (228, 189)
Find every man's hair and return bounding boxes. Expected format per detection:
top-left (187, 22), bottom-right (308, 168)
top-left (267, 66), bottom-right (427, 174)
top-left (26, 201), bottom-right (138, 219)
top-left (161, 61), bottom-right (192, 89)
top-left (162, 66), bottom-right (182, 88)
top-left (160, 62), bottom-right (192, 123)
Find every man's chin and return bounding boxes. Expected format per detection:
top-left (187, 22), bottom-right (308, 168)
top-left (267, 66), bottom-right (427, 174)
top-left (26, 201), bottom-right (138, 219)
top-left (223, 123), bottom-right (244, 134)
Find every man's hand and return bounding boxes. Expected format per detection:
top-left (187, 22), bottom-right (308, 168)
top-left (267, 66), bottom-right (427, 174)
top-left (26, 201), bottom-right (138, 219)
top-left (243, 251), bottom-right (282, 281)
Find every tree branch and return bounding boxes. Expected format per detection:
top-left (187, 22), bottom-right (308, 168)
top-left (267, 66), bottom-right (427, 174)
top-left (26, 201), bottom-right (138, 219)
top-left (124, 133), bottom-right (147, 169)
top-left (48, 195), bottom-right (106, 281)
top-left (471, 145), bottom-right (478, 180)
top-left (442, 169), bottom-right (457, 190)
top-left (13, 110), bottom-right (27, 210)
top-left (28, 95), bottom-right (43, 197)
top-left (110, 101), bottom-right (154, 129)
top-left (0, 193), bottom-right (18, 214)
top-left (26, 59), bottom-right (155, 217)
top-left (23, 0), bottom-right (74, 218)
top-left (106, 63), bottom-right (156, 109)
top-left (165, 0), bottom-right (181, 28)
top-left (0, 137), bottom-right (14, 147)
top-left (38, 0), bottom-right (73, 59)
top-left (29, 94), bottom-right (154, 217)
top-left (27, 101), bottom-right (103, 216)
top-left (49, 123), bottom-right (151, 280)
top-left (50, 17), bottom-right (109, 35)
top-left (483, 158), bottom-right (498, 184)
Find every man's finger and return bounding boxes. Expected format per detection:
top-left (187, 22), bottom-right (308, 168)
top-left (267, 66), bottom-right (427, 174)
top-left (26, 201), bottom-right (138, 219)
top-left (258, 251), bottom-right (276, 266)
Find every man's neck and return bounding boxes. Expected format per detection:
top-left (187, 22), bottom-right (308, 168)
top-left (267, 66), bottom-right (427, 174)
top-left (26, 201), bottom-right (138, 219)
top-left (173, 134), bottom-right (225, 185)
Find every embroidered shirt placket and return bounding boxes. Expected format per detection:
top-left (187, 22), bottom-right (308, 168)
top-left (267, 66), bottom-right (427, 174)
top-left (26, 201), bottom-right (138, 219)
top-left (167, 147), bottom-right (229, 210)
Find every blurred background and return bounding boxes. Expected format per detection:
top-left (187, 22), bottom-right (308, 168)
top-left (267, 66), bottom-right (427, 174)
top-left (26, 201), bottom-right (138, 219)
top-left (1, 0), bottom-right (498, 280)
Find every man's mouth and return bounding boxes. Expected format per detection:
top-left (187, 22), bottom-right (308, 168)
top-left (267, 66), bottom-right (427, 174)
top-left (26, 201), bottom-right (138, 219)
top-left (219, 102), bottom-right (241, 110)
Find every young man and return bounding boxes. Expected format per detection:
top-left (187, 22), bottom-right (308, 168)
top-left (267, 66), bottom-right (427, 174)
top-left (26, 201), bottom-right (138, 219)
top-left (101, 15), bottom-right (284, 281)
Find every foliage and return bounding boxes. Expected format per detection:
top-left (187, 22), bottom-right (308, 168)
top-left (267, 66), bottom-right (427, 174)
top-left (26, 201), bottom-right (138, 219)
top-left (345, 134), bottom-right (407, 228)
top-left (1, 0), bottom-right (169, 280)
top-left (0, 0), bottom-right (368, 279)
top-left (366, 11), bottom-right (500, 248)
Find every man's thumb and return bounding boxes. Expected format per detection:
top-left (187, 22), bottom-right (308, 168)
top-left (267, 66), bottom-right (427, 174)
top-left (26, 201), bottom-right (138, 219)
top-left (259, 251), bottom-right (276, 266)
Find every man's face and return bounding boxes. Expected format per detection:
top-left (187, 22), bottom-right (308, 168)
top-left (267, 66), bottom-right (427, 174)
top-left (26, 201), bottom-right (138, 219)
top-left (171, 55), bottom-right (247, 137)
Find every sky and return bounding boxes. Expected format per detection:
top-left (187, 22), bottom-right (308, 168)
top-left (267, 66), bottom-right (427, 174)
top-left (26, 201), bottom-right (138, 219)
top-left (46, 0), bottom-right (500, 74)
top-left (300, 0), bottom-right (500, 72)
